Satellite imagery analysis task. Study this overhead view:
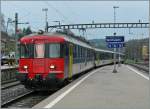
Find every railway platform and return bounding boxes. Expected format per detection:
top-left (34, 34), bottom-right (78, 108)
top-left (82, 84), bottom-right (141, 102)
top-left (1, 65), bottom-right (17, 70)
top-left (33, 64), bottom-right (149, 109)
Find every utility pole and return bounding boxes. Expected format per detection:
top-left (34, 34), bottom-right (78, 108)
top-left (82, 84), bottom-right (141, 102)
top-left (42, 8), bottom-right (48, 32)
top-left (14, 13), bottom-right (29, 64)
top-left (15, 13), bottom-right (18, 64)
top-left (113, 6), bottom-right (119, 73)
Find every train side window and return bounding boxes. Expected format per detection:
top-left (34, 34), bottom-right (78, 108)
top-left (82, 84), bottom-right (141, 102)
top-left (75, 45), bottom-right (78, 58)
top-left (84, 48), bottom-right (87, 58)
top-left (60, 44), bottom-right (64, 57)
top-left (80, 47), bottom-right (82, 58)
top-left (90, 50), bottom-right (92, 59)
top-left (80, 46), bottom-right (82, 58)
top-left (73, 44), bottom-right (76, 58)
top-left (87, 49), bottom-right (89, 58)
top-left (83, 47), bottom-right (85, 58)
top-left (99, 53), bottom-right (101, 59)
top-left (67, 44), bottom-right (69, 56)
top-left (63, 44), bottom-right (66, 57)
top-left (45, 44), bottom-right (49, 58)
top-left (78, 46), bottom-right (81, 58)
top-left (78, 46), bottom-right (80, 57)
top-left (81, 47), bottom-right (82, 58)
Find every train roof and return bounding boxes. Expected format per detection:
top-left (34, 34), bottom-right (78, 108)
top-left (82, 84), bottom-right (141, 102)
top-left (94, 48), bottom-right (124, 55)
top-left (94, 48), bottom-right (115, 53)
top-left (20, 32), bottom-right (93, 49)
top-left (20, 31), bottom-right (124, 55)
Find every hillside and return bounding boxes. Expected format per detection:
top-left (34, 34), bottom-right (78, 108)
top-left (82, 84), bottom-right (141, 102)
top-left (88, 39), bottom-right (113, 50)
top-left (88, 38), bottom-right (149, 62)
top-left (125, 38), bottom-right (149, 61)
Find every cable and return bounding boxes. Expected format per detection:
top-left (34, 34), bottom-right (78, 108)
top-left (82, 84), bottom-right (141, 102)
top-left (62, 1), bottom-right (80, 22)
top-left (43, 1), bottom-right (73, 24)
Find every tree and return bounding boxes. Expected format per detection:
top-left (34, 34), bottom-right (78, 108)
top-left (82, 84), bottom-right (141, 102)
top-left (24, 26), bottom-right (32, 35)
top-left (1, 13), bottom-right (6, 32)
top-left (125, 38), bottom-right (149, 62)
top-left (18, 27), bottom-right (32, 40)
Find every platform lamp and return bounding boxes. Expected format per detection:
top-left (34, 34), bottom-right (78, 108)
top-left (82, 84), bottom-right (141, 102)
top-left (113, 6), bottom-right (119, 73)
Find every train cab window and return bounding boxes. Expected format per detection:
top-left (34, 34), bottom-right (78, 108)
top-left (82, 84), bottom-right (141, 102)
top-left (20, 44), bottom-right (34, 58)
top-left (35, 44), bottom-right (45, 58)
top-left (48, 44), bottom-right (60, 58)
top-left (77, 45), bottom-right (79, 58)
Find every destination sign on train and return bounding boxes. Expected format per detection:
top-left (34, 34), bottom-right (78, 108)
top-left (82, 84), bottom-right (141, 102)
top-left (105, 36), bottom-right (124, 42)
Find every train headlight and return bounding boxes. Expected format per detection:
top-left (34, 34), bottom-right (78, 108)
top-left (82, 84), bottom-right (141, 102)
top-left (50, 65), bottom-right (55, 69)
top-left (24, 65), bottom-right (28, 69)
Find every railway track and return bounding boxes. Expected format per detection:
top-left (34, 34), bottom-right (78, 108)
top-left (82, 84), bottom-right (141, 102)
top-left (1, 89), bottom-right (56, 108)
top-left (128, 63), bottom-right (149, 73)
top-left (1, 68), bottom-right (93, 108)
top-left (1, 83), bottom-right (55, 108)
top-left (1, 81), bottom-right (21, 90)
top-left (1, 90), bottom-right (33, 108)
top-left (2, 91), bottom-right (55, 108)
top-left (1, 84), bottom-right (32, 107)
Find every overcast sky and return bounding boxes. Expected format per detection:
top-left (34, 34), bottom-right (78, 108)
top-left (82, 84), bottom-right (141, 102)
top-left (1, 1), bottom-right (149, 40)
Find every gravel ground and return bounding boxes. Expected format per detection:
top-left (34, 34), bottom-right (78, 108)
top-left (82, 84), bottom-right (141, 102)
top-left (5, 91), bottom-right (52, 108)
top-left (1, 84), bottom-right (31, 105)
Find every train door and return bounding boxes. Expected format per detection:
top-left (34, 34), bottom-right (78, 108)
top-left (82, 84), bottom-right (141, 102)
top-left (33, 43), bottom-right (45, 74)
top-left (68, 44), bottom-right (73, 80)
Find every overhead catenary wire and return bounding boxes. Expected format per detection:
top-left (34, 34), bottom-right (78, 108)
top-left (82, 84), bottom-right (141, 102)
top-left (43, 1), bottom-right (74, 24)
top-left (62, 1), bottom-right (80, 23)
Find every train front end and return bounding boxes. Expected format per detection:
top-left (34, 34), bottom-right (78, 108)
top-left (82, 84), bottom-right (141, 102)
top-left (17, 35), bottom-right (65, 90)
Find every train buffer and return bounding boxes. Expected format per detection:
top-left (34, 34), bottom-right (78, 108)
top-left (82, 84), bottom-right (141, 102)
top-left (33, 64), bottom-right (149, 109)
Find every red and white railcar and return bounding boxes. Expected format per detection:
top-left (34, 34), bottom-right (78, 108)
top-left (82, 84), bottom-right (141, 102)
top-left (17, 31), bottom-right (123, 90)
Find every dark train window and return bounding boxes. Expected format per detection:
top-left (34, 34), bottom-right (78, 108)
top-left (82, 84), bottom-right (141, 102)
top-left (73, 45), bottom-right (77, 58)
top-left (79, 46), bottom-right (80, 58)
top-left (20, 44), bottom-right (34, 58)
top-left (81, 47), bottom-right (83, 58)
top-left (80, 47), bottom-right (82, 58)
top-left (47, 43), bottom-right (61, 58)
top-left (84, 48), bottom-right (87, 58)
top-left (76, 45), bottom-right (78, 58)
top-left (83, 47), bottom-right (85, 57)
top-left (65, 44), bottom-right (69, 56)
top-left (87, 49), bottom-right (89, 58)
top-left (78, 46), bottom-right (81, 58)
top-left (81, 47), bottom-right (82, 58)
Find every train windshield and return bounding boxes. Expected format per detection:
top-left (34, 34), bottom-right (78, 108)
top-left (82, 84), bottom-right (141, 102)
top-left (20, 44), bottom-right (34, 58)
top-left (20, 43), bottom-right (62, 58)
top-left (48, 44), bottom-right (60, 58)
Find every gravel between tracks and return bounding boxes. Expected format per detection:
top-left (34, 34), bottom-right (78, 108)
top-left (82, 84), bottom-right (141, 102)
top-left (1, 84), bottom-right (31, 105)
